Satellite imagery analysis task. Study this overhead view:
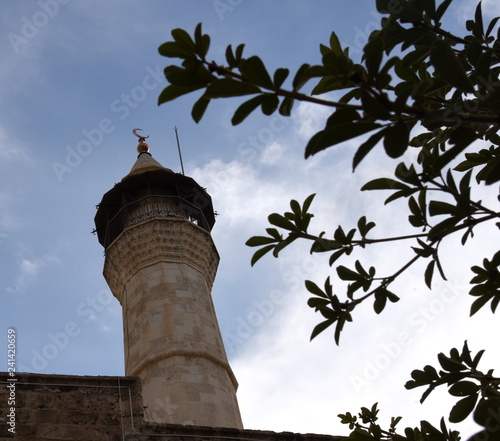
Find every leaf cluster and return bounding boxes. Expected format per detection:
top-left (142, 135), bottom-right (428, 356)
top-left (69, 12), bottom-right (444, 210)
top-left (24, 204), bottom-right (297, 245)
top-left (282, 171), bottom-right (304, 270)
top-left (157, 0), bottom-right (500, 438)
top-left (338, 402), bottom-right (460, 441)
top-left (339, 342), bottom-right (499, 440)
top-left (469, 251), bottom-right (500, 315)
top-left (405, 341), bottom-right (500, 440)
top-left (159, 2), bottom-right (500, 175)
top-left (158, 7), bottom-right (500, 338)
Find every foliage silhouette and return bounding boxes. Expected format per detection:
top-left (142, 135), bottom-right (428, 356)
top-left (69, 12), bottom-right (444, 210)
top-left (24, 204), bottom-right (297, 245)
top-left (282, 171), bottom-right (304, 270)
top-left (158, 1), bottom-right (500, 439)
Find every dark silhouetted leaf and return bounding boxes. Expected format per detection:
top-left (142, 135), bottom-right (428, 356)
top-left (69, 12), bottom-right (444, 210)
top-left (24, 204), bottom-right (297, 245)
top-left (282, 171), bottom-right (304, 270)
top-left (430, 39), bottom-right (474, 93)
top-left (436, 127), bottom-right (479, 170)
top-left (225, 45), bottom-right (237, 67)
top-left (245, 236), bottom-right (278, 247)
top-left (158, 41), bottom-right (194, 59)
top-left (435, 0), bottom-right (453, 21)
top-left (373, 290), bottom-right (387, 314)
top-left (449, 381), bottom-right (480, 397)
top-left (158, 84), bottom-right (204, 105)
top-left (329, 31), bottom-right (343, 56)
top-left (361, 178), bottom-right (409, 191)
top-left (171, 28), bottom-right (196, 50)
top-left (425, 260), bottom-right (435, 289)
top-left (232, 95), bottom-right (268, 125)
top-left (193, 23), bottom-right (210, 58)
top-left (429, 200), bottom-right (459, 216)
top-left (305, 122), bottom-right (381, 157)
top-left (337, 265), bottom-right (361, 281)
top-left (205, 78), bottom-right (261, 98)
top-left (449, 393), bottom-right (478, 423)
top-left (305, 280), bottom-right (327, 298)
top-left (261, 94), bottom-right (279, 115)
top-left (192, 96), bottom-right (210, 123)
top-left (250, 244), bottom-right (275, 266)
top-left (360, 90), bottom-right (392, 120)
top-left (364, 37), bottom-right (384, 77)
top-left (353, 130), bottom-right (387, 171)
top-left (273, 68), bottom-right (289, 89)
top-left (470, 294), bottom-right (492, 316)
top-left (383, 122), bottom-right (410, 158)
top-left (438, 352), bottom-right (466, 372)
top-left (268, 213), bottom-right (297, 231)
top-left (240, 56), bottom-right (274, 89)
top-left (310, 319), bottom-right (335, 341)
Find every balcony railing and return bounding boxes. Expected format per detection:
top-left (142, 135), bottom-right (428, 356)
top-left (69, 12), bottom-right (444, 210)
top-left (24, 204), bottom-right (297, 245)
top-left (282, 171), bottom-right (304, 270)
top-left (102, 195), bottom-right (210, 249)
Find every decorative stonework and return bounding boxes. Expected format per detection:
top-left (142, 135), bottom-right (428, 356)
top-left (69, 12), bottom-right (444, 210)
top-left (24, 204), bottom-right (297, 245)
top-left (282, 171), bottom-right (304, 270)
top-left (101, 195), bottom-right (211, 249)
top-left (103, 217), bottom-right (219, 305)
top-left (123, 196), bottom-right (207, 230)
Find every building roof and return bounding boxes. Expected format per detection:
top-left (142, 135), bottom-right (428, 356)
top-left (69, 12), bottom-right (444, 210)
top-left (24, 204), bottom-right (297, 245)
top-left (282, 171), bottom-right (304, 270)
top-left (0, 372), bottom-right (345, 441)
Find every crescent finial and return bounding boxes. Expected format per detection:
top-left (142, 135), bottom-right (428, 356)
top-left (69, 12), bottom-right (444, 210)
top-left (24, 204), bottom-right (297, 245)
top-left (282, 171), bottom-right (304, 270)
top-left (133, 128), bottom-right (150, 153)
top-left (132, 128), bottom-right (149, 139)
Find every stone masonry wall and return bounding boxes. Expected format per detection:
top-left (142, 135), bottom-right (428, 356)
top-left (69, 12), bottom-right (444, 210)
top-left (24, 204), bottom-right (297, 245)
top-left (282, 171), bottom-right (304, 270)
top-left (0, 372), bottom-right (346, 441)
top-left (0, 372), bottom-right (142, 440)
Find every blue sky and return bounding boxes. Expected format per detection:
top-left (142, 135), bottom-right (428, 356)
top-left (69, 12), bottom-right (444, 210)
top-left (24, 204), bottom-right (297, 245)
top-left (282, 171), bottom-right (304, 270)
top-left (1, 0), bottom-right (499, 437)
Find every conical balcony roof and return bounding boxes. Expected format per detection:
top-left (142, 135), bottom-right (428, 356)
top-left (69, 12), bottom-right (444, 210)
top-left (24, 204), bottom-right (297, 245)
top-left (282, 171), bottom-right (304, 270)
top-left (124, 151), bottom-right (173, 178)
top-left (93, 132), bottom-right (216, 248)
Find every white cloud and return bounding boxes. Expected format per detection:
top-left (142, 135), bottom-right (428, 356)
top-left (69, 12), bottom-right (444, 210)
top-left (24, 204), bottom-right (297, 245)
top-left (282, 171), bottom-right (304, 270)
top-left (0, 192), bottom-right (19, 239)
top-left (204, 100), bottom-right (500, 438)
top-left (232, 235), bottom-right (499, 436)
top-left (0, 126), bottom-right (32, 163)
top-left (260, 141), bottom-right (286, 165)
top-left (453, 0), bottom-right (500, 23)
top-left (191, 159), bottom-right (283, 227)
top-left (20, 259), bottom-right (39, 276)
top-left (482, 0), bottom-right (500, 16)
top-left (6, 253), bottom-right (60, 294)
top-left (294, 100), bottom-right (331, 142)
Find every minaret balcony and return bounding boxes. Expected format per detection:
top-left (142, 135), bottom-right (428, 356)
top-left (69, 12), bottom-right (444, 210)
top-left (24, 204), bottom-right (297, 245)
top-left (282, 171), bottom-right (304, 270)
top-left (102, 195), bottom-right (210, 249)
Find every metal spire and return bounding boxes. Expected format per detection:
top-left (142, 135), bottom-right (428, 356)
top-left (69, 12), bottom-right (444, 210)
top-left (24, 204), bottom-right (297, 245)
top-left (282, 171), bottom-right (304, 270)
top-left (174, 126), bottom-right (185, 175)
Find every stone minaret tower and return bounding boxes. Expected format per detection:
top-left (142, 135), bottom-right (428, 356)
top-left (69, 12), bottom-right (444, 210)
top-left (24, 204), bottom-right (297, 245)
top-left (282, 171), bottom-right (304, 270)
top-left (94, 130), bottom-right (243, 428)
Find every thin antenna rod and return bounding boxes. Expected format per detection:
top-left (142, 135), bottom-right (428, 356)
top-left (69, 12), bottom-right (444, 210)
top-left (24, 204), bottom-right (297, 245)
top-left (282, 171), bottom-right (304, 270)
top-left (174, 126), bottom-right (185, 175)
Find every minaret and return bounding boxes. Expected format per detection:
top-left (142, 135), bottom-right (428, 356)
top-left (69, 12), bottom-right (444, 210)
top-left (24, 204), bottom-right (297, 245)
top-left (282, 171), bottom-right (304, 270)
top-left (94, 130), bottom-right (243, 428)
